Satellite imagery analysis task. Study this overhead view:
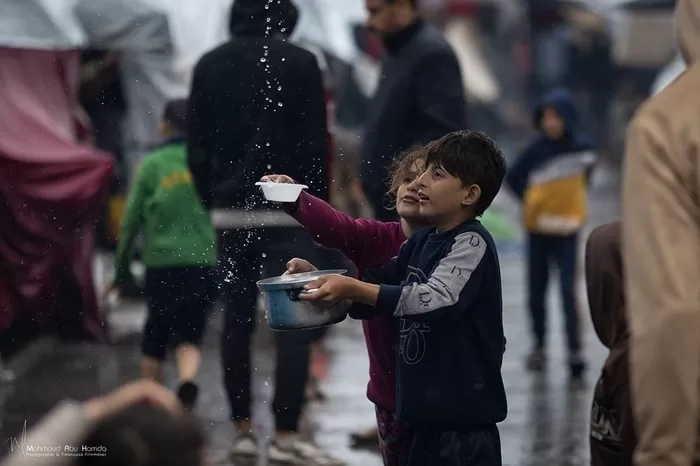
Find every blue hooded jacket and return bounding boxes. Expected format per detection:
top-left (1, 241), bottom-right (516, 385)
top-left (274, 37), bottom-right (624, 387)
top-left (505, 89), bottom-right (596, 234)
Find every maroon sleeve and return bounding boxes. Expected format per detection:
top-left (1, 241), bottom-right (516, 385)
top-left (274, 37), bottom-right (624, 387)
top-left (287, 191), bottom-right (398, 266)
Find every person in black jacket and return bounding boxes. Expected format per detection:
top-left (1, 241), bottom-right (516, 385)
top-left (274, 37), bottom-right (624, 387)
top-left (186, 2), bottom-right (341, 465)
top-left (361, 0), bottom-right (467, 222)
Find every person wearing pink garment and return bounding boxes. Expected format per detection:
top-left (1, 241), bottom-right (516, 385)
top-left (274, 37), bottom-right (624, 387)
top-left (261, 145), bottom-right (428, 466)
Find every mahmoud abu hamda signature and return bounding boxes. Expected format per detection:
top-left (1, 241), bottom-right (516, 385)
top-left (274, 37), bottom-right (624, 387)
top-left (5, 421), bottom-right (107, 459)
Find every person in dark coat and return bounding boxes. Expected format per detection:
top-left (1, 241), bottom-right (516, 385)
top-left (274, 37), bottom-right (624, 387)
top-left (186, 1), bottom-right (342, 464)
top-left (360, 0), bottom-right (467, 222)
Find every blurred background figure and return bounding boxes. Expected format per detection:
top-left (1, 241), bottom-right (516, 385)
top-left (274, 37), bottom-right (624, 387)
top-left (187, 1), bottom-right (343, 464)
top-left (622, 1), bottom-right (700, 465)
top-left (108, 99), bottom-right (217, 411)
top-left (359, 0), bottom-right (466, 221)
top-left (506, 88), bottom-right (595, 379)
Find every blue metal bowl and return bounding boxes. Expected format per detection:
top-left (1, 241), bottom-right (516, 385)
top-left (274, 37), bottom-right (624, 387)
top-left (256, 269), bottom-right (349, 331)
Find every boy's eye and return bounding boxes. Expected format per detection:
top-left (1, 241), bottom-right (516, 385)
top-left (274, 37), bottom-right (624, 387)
top-left (403, 177), bottom-right (414, 183)
top-left (432, 169), bottom-right (443, 178)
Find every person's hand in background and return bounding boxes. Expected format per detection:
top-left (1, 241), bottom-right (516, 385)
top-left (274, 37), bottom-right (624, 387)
top-left (83, 380), bottom-right (181, 422)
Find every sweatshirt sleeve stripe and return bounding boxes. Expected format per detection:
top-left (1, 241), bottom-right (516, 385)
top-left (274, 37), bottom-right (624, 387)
top-left (395, 232), bottom-right (486, 317)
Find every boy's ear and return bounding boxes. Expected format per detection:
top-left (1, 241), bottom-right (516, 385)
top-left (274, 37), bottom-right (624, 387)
top-left (461, 184), bottom-right (481, 207)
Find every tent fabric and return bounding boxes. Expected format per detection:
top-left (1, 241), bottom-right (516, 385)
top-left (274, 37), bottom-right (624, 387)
top-left (0, 47), bottom-right (113, 339)
top-left (0, 0), bottom-right (172, 51)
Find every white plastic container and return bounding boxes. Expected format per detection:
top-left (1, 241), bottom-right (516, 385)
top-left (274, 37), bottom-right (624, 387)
top-left (255, 182), bottom-right (308, 202)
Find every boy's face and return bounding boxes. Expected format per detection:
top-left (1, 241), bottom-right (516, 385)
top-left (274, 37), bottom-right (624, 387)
top-left (416, 163), bottom-right (481, 231)
top-left (395, 160), bottom-right (424, 221)
top-left (541, 106), bottom-right (565, 140)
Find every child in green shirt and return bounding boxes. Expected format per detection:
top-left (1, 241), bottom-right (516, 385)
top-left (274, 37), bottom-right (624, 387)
top-left (108, 99), bottom-right (217, 410)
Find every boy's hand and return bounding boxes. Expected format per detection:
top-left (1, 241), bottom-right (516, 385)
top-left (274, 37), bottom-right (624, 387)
top-left (286, 258), bottom-right (317, 275)
top-left (260, 174), bottom-right (296, 184)
top-left (300, 275), bottom-right (357, 304)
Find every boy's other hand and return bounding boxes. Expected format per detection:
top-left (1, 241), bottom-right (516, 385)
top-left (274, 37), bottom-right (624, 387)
top-left (300, 274), bottom-right (357, 304)
top-left (286, 258), bottom-right (317, 275)
top-left (260, 174), bottom-right (296, 184)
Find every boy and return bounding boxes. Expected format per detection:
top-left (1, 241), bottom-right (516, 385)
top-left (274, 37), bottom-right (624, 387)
top-left (301, 131), bottom-right (508, 465)
top-left (505, 88), bottom-right (595, 378)
top-left (108, 99), bottom-right (217, 410)
top-left (586, 222), bottom-right (635, 466)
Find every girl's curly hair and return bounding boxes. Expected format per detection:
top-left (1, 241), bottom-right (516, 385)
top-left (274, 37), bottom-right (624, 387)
top-left (382, 145), bottom-right (428, 211)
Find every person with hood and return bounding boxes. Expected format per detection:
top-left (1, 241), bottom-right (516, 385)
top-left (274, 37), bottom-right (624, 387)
top-left (187, 1), bottom-right (341, 465)
top-left (505, 88), bottom-right (595, 378)
top-left (360, 0), bottom-right (467, 222)
top-left (622, 1), bottom-right (700, 465)
top-left (586, 222), bottom-right (635, 466)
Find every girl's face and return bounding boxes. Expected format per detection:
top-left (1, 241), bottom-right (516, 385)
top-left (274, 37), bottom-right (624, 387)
top-left (395, 160), bottom-right (424, 221)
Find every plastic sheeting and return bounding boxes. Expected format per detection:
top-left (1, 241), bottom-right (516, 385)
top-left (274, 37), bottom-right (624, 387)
top-left (0, 48), bottom-right (113, 338)
top-left (0, 0), bottom-right (172, 51)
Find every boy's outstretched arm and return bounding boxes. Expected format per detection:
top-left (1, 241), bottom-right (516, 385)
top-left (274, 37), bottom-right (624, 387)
top-left (379, 231), bottom-right (487, 321)
top-left (300, 237), bottom-right (417, 318)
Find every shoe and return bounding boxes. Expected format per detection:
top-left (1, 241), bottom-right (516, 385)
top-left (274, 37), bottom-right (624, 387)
top-left (176, 381), bottom-right (198, 411)
top-left (270, 439), bottom-right (345, 466)
top-left (525, 347), bottom-right (546, 371)
top-left (268, 441), bottom-right (301, 464)
top-left (231, 432), bottom-right (259, 459)
top-left (569, 353), bottom-right (587, 380)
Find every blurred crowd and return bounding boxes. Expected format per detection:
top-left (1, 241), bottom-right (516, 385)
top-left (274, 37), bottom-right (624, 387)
top-left (0, 0), bottom-right (692, 465)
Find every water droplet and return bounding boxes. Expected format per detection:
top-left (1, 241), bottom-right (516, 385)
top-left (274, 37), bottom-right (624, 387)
top-left (277, 102), bottom-right (283, 107)
top-left (260, 57), bottom-right (267, 63)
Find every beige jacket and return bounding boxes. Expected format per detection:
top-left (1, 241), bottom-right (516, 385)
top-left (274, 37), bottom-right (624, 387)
top-left (1, 402), bottom-right (93, 466)
top-left (622, 1), bottom-right (700, 465)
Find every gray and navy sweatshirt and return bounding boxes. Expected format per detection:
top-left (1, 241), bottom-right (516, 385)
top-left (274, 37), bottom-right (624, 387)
top-left (351, 220), bottom-right (507, 429)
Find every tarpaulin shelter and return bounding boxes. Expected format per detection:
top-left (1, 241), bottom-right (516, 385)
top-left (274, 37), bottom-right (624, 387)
top-left (0, 0), bottom-right (172, 341)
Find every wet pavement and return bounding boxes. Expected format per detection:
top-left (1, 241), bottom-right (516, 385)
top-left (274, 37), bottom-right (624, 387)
top-left (0, 163), bottom-right (621, 466)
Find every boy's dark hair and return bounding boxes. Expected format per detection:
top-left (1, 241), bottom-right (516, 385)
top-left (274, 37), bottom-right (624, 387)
top-left (425, 130), bottom-right (507, 217)
top-left (383, 145), bottom-right (428, 210)
top-left (78, 405), bottom-right (205, 466)
top-left (163, 99), bottom-right (189, 137)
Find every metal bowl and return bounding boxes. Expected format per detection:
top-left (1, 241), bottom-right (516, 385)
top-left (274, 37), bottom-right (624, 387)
top-left (256, 269), bottom-right (348, 331)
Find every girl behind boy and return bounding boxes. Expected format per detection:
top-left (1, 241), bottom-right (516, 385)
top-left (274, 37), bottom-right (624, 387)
top-left (261, 146), bottom-right (429, 466)
top-left (109, 99), bottom-right (217, 410)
